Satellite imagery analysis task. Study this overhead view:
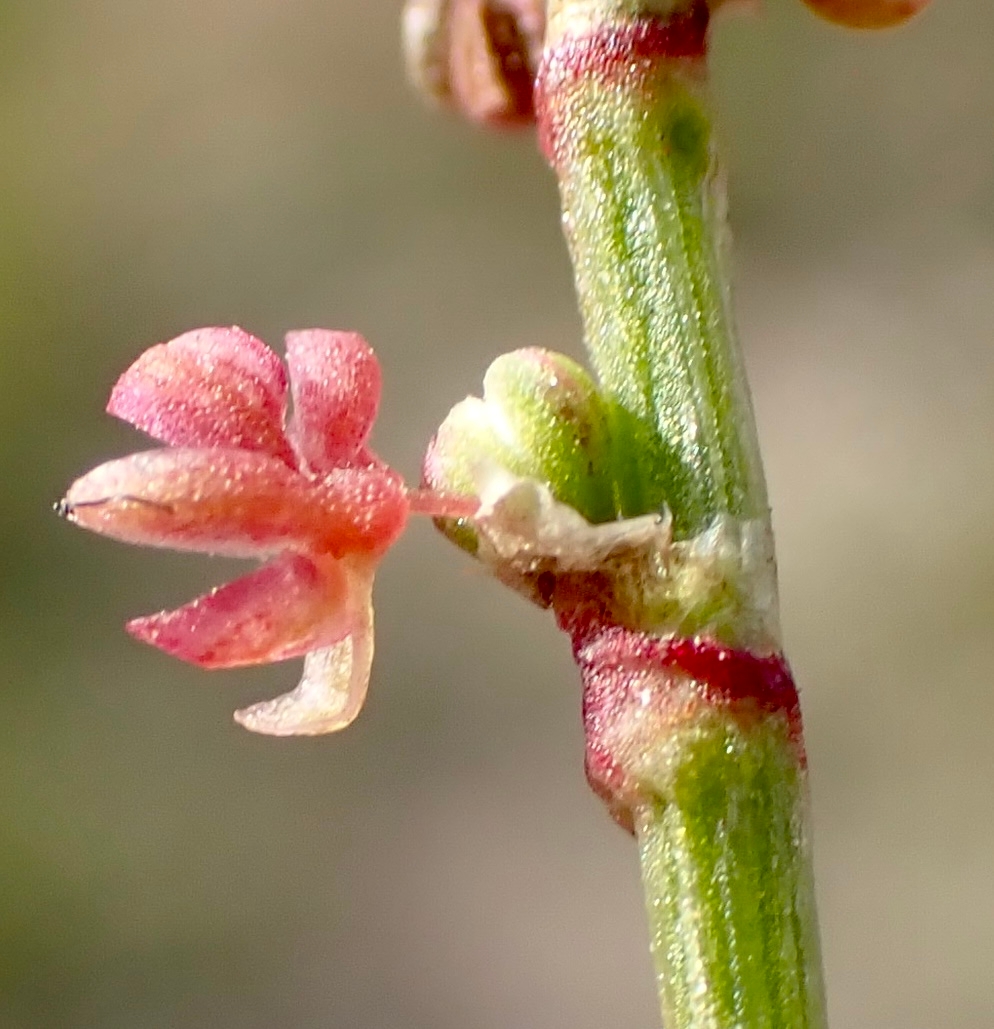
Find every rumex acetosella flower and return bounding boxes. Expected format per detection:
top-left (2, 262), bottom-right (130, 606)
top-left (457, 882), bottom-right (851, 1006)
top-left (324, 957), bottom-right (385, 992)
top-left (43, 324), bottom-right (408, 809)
top-left (58, 327), bottom-right (475, 736)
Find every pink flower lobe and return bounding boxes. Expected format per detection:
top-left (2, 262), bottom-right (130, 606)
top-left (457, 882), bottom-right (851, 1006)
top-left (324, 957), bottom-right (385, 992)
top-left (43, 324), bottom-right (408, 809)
top-left (109, 327), bottom-right (294, 464)
top-left (285, 330), bottom-right (382, 473)
top-left (126, 553), bottom-right (352, 668)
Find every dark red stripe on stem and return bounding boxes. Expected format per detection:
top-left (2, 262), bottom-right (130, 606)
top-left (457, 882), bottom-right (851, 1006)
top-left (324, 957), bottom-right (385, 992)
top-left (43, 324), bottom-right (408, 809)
top-left (665, 636), bottom-right (801, 723)
top-left (559, 613), bottom-right (804, 831)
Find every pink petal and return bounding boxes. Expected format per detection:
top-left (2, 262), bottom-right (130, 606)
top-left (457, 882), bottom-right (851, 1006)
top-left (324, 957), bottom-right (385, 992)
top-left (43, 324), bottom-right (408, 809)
top-left (285, 330), bottom-right (381, 472)
top-left (234, 574), bottom-right (375, 736)
top-left (108, 327), bottom-right (295, 464)
top-left (61, 449), bottom-right (413, 560)
top-left (126, 553), bottom-right (351, 668)
top-left (61, 449), bottom-right (329, 558)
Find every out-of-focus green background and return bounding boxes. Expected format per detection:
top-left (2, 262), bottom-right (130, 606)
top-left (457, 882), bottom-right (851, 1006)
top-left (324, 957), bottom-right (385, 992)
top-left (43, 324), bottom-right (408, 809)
top-left (2, 2), bottom-right (991, 1026)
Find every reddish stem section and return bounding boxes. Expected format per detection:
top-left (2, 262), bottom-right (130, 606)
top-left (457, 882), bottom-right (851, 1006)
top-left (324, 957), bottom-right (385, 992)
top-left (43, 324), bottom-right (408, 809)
top-left (535, 3), bottom-right (710, 161)
top-left (558, 608), bottom-right (803, 831)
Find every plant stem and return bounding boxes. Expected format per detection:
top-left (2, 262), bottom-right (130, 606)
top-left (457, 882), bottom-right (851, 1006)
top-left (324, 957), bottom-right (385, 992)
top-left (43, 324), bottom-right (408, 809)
top-left (634, 710), bottom-right (826, 1029)
top-left (536, 4), bottom-right (830, 1027)
top-left (568, 627), bottom-right (829, 1029)
top-left (538, 0), bottom-right (767, 535)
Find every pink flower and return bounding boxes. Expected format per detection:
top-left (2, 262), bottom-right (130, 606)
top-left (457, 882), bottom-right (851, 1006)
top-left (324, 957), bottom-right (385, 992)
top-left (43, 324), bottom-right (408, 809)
top-left (59, 327), bottom-right (475, 736)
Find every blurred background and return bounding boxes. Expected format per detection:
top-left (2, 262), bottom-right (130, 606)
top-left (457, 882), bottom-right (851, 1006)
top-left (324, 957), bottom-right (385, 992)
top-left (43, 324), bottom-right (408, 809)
top-left (2, 1), bottom-right (992, 1027)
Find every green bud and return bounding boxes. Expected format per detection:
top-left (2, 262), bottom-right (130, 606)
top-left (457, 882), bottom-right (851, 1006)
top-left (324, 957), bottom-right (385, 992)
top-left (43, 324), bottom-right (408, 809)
top-left (423, 347), bottom-right (616, 552)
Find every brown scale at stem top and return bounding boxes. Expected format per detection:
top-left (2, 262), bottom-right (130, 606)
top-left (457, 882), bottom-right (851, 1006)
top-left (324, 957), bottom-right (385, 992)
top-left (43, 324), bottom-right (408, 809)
top-left (405, 0), bottom-right (545, 126)
top-left (451, 1), bottom-right (540, 123)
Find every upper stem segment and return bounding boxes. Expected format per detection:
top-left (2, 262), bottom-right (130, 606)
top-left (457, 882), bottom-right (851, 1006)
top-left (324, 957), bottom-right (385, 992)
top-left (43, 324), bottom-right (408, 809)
top-left (537, 0), bottom-right (767, 535)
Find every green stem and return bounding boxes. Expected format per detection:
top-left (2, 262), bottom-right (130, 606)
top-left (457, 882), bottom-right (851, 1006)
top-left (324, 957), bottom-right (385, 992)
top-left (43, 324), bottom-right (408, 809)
top-left (634, 710), bottom-right (827, 1029)
top-left (541, 1), bottom-right (767, 535)
top-left (537, 4), bottom-right (830, 1028)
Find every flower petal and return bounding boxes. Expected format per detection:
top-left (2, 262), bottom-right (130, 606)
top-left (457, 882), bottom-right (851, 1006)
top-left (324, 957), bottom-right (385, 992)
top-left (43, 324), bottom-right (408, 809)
top-left (61, 449), bottom-right (325, 558)
top-left (285, 330), bottom-right (381, 472)
top-left (61, 449), bottom-right (411, 560)
top-left (108, 327), bottom-right (294, 463)
top-left (233, 576), bottom-right (375, 735)
top-left (126, 553), bottom-right (351, 668)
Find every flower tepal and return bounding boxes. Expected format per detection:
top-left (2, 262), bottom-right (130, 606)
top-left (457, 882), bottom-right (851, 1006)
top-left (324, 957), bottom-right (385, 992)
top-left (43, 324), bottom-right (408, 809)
top-left (59, 327), bottom-right (474, 736)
